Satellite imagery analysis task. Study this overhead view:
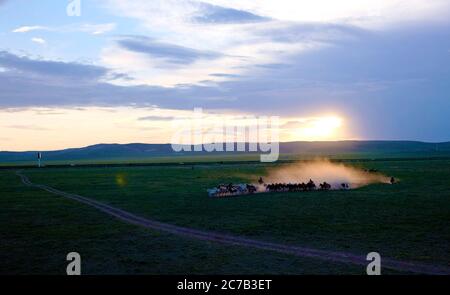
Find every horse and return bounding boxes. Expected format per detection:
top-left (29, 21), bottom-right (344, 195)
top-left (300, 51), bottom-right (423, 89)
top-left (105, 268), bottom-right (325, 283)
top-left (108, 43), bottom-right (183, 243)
top-left (319, 182), bottom-right (331, 191)
top-left (306, 179), bottom-right (316, 191)
top-left (246, 184), bottom-right (257, 194)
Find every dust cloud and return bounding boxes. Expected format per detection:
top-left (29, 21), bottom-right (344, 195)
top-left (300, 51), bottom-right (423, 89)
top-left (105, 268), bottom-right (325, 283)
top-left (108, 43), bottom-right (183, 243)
top-left (263, 159), bottom-right (390, 189)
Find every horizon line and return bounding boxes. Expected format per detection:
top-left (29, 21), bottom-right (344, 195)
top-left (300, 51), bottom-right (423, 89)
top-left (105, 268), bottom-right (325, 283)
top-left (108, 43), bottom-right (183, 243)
top-left (2, 139), bottom-right (449, 153)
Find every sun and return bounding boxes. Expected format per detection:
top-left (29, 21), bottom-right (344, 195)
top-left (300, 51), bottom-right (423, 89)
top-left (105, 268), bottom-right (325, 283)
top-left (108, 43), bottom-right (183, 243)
top-left (284, 116), bottom-right (344, 141)
top-left (303, 116), bottom-right (343, 138)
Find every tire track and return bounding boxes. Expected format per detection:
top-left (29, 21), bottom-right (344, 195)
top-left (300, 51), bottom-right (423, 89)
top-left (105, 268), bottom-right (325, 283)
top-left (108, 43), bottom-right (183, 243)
top-left (16, 170), bottom-right (450, 275)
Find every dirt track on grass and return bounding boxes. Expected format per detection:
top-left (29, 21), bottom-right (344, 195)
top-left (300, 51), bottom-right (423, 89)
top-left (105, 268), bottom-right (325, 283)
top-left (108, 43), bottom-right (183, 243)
top-left (17, 170), bottom-right (450, 275)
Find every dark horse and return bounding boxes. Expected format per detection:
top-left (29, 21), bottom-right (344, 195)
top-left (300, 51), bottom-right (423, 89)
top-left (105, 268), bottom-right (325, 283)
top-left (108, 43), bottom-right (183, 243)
top-left (319, 182), bottom-right (331, 190)
top-left (246, 184), bottom-right (257, 194)
top-left (306, 179), bottom-right (316, 191)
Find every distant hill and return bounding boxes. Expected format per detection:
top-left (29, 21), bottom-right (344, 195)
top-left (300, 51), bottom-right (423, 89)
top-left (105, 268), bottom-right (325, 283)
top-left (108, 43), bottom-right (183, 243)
top-left (1, 141), bottom-right (450, 163)
top-left (279, 141), bottom-right (450, 154)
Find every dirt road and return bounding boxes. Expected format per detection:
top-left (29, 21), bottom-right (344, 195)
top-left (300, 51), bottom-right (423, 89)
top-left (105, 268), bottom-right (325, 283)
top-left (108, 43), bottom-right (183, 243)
top-left (16, 170), bottom-right (450, 275)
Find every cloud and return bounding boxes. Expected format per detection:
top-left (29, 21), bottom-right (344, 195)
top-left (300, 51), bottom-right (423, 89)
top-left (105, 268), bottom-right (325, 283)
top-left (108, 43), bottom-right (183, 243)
top-left (0, 51), bottom-right (248, 110)
top-left (209, 73), bottom-right (240, 78)
top-left (0, 51), bottom-right (197, 108)
top-left (2, 0), bottom-right (450, 141)
top-left (100, 0), bottom-right (332, 86)
top-left (79, 23), bottom-right (116, 35)
top-left (252, 22), bottom-right (365, 44)
top-left (0, 51), bottom-right (107, 80)
top-left (13, 26), bottom-right (46, 33)
top-left (105, 0), bottom-right (450, 30)
top-left (101, 22), bottom-right (328, 86)
top-left (117, 36), bottom-right (221, 64)
top-left (34, 109), bottom-right (66, 116)
top-left (138, 115), bottom-right (177, 121)
top-left (12, 23), bottom-right (116, 35)
top-left (194, 3), bottom-right (270, 24)
top-left (281, 120), bottom-right (308, 129)
top-left (103, 0), bottom-right (402, 87)
top-left (31, 37), bottom-right (46, 45)
top-left (197, 0), bottom-right (450, 28)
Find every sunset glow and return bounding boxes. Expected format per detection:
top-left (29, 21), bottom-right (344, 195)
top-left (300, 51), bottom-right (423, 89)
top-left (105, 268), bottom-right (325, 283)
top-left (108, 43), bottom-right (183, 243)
top-left (301, 116), bottom-right (343, 140)
top-left (1, 0), bottom-right (449, 150)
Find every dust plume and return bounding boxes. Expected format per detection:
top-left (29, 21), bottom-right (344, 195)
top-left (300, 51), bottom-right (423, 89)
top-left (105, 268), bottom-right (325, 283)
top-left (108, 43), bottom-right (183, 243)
top-left (263, 159), bottom-right (390, 189)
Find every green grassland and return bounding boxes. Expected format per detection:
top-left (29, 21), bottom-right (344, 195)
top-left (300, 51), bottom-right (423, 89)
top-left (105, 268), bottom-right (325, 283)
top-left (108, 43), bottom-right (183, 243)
top-left (2, 140), bottom-right (449, 167)
top-left (0, 168), bottom-right (363, 275)
top-left (1, 157), bottom-right (449, 274)
top-left (2, 150), bottom-right (450, 167)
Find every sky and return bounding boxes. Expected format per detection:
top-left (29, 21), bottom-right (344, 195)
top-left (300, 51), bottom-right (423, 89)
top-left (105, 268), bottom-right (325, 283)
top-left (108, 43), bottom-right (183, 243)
top-left (0, 0), bottom-right (449, 151)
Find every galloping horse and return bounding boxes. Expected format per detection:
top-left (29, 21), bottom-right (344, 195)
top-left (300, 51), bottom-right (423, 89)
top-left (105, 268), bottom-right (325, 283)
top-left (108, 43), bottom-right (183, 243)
top-left (306, 179), bottom-right (316, 191)
top-left (319, 182), bottom-right (331, 190)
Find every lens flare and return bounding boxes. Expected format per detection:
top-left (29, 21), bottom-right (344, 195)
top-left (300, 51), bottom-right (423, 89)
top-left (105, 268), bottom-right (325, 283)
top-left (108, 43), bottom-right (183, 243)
top-left (115, 174), bottom-right (127, 187)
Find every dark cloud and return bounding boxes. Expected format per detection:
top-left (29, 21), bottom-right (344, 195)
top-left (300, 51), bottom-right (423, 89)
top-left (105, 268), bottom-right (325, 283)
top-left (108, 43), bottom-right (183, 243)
top-left (209, 73), bottom-right (240, 78)
top-left (194, 3), bottom-right (270, 24)
top-left (0, 52), bottom-right (227, 109)
top-left (254, 63), bottom-right (289, 69)
top-left (253, 22), bottom-right (367, 44)
top-left (117, 36), bottom-right (221, 64)
top-left (0, 51), bottom-right (107, 80)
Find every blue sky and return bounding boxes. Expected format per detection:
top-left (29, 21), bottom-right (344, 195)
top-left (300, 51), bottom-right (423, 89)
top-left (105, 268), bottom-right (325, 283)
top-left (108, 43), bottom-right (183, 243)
top-left (0, 0), bottom-right (449, 150)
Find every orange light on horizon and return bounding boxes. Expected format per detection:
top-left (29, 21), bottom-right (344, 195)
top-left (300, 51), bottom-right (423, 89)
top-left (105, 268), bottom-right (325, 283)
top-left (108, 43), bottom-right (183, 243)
top-left (282, 115), bottom-right (345, 141)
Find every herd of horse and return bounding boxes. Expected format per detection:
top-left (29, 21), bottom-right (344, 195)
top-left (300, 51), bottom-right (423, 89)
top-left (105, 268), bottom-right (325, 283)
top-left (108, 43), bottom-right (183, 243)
top-left (207, 178), bottom-right (350, 198)
top-left (208, 183), bottom-right (258, 197)
top-left (266, 180), bottom-right (336, 192)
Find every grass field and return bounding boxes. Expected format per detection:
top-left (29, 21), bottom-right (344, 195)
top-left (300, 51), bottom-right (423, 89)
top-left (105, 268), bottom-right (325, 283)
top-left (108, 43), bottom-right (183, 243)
top-left (1, 157), bottom-right (449, 274)
top-left (2, 151), bottom-right (450, 167)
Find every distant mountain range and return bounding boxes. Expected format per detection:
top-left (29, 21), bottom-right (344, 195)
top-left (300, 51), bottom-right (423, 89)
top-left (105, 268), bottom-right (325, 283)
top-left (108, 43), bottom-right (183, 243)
top-left (1, 141), bottom-right (450, 163)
